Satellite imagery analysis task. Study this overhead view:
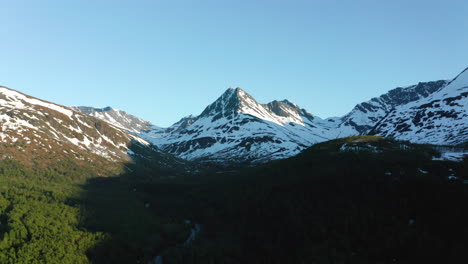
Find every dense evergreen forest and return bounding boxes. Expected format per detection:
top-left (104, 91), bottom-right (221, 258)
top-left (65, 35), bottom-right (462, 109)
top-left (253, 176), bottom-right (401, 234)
top-left (0, 136), bottom-right (467, 263)
top-left (0, 158), bottom-right (191, 263)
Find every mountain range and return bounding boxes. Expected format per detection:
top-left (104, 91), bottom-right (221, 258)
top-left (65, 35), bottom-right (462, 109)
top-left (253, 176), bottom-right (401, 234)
top-left (1, 66), bottom-right (467, 262)
top-left (1, 68), bottom-right (466, 166)
top-left (72, 68), bottom-right (468, 164)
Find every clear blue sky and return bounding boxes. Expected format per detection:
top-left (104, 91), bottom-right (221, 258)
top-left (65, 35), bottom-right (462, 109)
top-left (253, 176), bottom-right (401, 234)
top-left (1, 0), bottom-right (467, 127)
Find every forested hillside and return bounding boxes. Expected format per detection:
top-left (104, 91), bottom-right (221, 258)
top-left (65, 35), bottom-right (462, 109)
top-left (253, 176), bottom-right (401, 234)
top-left (0, 154), bottom-right (193, 263)
top-left (153, 137), bottom-right (468, 263)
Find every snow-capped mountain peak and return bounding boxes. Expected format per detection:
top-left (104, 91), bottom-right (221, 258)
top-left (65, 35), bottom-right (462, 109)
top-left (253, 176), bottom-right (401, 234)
top-left (199, 88), bottom-right (277, 123)
top-left (265, 100), bottom-right (315, 125)
top-left (199, 88), bottom-right (315, 127)
top-left (122, 88), bottom-right (338, 163)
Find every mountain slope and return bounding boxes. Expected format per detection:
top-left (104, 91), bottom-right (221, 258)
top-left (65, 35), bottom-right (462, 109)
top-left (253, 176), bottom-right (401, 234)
top-left (0, 86), bottom-right (192, 177)
top-left (158, 136), bottom-right (468, 263)
top-left (337, 80), bottom-right (448, 136)
top-left (370, 68), bottom-right (468, 145)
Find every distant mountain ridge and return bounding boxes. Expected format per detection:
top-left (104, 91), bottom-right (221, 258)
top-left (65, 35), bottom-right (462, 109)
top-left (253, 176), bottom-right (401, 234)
top-left (337, 80), bottom-right (448, 135)
top-left (73, 68), bottom-right (468, 164)
top-left (71, 106), bottom-right (155, 133)
top-left (369, 68), bottom-right (468, 145)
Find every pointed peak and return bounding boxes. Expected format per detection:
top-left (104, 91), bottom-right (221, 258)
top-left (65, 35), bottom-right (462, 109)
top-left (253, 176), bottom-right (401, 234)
top-left (219, 87), bottom-right (252, 102)
top-left (267, 99), bottom-right (300, 111)
top-left (224, 87), bottom-right (245, 95)
top-left (199, 87), bottom-right (260, 119)
top-left (265, 99), bottom-right (314, 119)
top-left (280, 99), bottom-right (300, 109)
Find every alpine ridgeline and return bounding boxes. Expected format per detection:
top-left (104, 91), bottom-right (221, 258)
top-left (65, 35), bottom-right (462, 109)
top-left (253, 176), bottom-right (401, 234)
top-left (0, 86), bottom-right (184, 176)
top-left (71, 106), bottom-right (155, 133)
top-left (74, 68), bottom-right (467, 164)
top-left (369, 68), bottom-right (468, 145)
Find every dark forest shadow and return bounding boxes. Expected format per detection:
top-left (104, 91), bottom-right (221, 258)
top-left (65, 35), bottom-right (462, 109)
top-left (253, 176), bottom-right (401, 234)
top-left (81, 174), bottom-right (201, 263)
top-left (76, 139), bottom-right (209, 263)
top-left (76, 139), bottom-right (468, 264)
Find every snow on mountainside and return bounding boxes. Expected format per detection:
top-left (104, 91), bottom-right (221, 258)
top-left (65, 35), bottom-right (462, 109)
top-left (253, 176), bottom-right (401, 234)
top-left (139, 88), bottom-right (339, 163)
top-left (0, 86), bottom-right (150, 163)
top-left (73, 68), bottom-right (467, 164)
top-left (71, 106), bottom-right (155, 133)
top-left (370, 68), bottom-right (468, 145)
top-left (337, 80), bottom-right (448, 136)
